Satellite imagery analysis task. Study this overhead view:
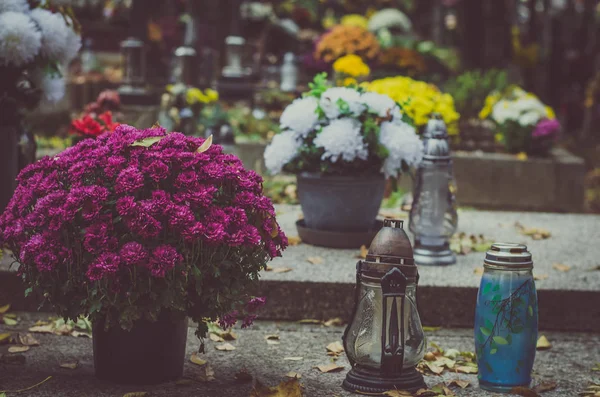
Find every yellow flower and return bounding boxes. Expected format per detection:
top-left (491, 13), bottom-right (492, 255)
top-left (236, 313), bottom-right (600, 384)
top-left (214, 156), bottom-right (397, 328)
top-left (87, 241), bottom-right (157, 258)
top-left (333, 54), bottom-right (370, 77)
top-left (545, 105), bottom-right (555, 119)
top-left (341, 14), bottom-right (368, 29)
top-left (205, 88), bottom-right (219, 102)
top-left (342, 77), bottom-right (358, 86)
top-left (186, 88), bottom-right (219, 105)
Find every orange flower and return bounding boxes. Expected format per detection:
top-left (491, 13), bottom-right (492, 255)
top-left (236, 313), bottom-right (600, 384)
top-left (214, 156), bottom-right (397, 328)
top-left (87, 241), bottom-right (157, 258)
top-left (379, 47), bottom-right (426, 76)
top-left (314, 25), bottom-right (380, 63)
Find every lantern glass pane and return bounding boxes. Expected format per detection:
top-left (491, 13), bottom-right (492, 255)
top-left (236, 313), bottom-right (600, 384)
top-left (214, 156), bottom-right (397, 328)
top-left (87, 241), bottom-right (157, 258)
top-left (345, 281), bottom-right (426, 369)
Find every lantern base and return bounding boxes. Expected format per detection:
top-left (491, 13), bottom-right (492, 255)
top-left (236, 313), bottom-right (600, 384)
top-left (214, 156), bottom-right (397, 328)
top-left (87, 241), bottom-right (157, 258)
top-left (413, 242), bottom-right (456, 266)
top-left (342, 366), bottom-right (426, 394)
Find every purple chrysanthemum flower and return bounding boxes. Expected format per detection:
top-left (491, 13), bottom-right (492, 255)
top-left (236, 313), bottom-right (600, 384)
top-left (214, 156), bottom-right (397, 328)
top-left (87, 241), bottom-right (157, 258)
top-left (115, 166), bottom-right (145, 194)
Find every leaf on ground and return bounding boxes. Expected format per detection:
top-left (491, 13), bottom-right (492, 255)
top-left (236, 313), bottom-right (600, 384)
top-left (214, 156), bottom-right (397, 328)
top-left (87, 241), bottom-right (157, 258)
top-left (592, 363), bottom-right (600, 371)
top-left (0, 333), bottom-right (11, 345)
top-left (53, 324), bottom-right (73, 335)
top-left (272, 267), bottom-right (293, 273)
top-left (356, 245), bottom-right (368, 259)
top-left (18, 334), bottom-right (39, 346)
top-left (234, 369), bottom-right (253, 382)
top-left (414, 389), bottom-right (438, 396)
top-left (450, 233), bottom-right (493, 255)
top-left (316, 363), bottom-right (344, 373)
top-left (123, 392), bottom-right (148, 397)
top-left (424, 352), bottom-right (436, 361)
top-left (215, 343), bottom-right (236, 351)
top-left (510, 386), bottom-right (540, 397)
top-left (59, 362), bottom-right (78, 369)
top-left (287, 236), bottom-right (302, 246)
top-left (423, 326), bottom-right (442, 332)
top-left (383, 390), bottom-right (413, 397)
top-left (455, 365), bottom-right (478, 374)
top-left (297, 319), bottom-right (322, 324)
top-left (536, 335), bottom-right (552, 350)
top-left (284, 357), bottom-right (303, 361)
top-left (265, 334), bottom-right (280, 340)
top-left (552, 263), bottom-right (571, 272)
top-left (70, 330), bottom-right (91, 338)
top-left (473, 267), bottom-right (484, 276)
top-left (534, 274), bottom-right (549, 281)
top-left (8, 345), bottom-right (30, 353)
top-left (196, 135), bottom-right (213, 153)
top-left (0, 304), bottom-right (10, 314)
top-left (190, 352), bottom-right (207, 366)
top-left (326, 341), bottom-right (344, 355)
top-left (424, 362), bottom-right (444, 375)
top-left (193, 364), bottom-right (215, 382)
top-left (209, 333), bottom-right (224, 342)
top-left (286, 372), bottom-right (302, 379)
top-left (221, 330), bottom-right (237, 340)
top-left (515, 222), bottom-right (551, 240)
top-left (306, 256), bottom-right (324, 265)
top-left (175, 378), bottom-right (194, 387)
top-left (447, 379), bottom-right (470, 389)
top-left (250, 378), bottom-right (303, 397)
top-left (323, 318), bottom-right (343, 327)
top-left (533, 381), bottom-right (557, 393)
top-left (3, 317), bottom-right (17, 326)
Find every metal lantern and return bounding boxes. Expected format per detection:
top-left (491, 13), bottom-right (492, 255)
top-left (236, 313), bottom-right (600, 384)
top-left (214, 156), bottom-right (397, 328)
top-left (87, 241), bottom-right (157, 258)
top-left (222, 36), bottom-right (251, 79)
top-left (409, 117), bottom-right (458, 266)
top-left (343, 219), bottom-right (427, 394)
top-left (118, 37), bottom-right (152, 105)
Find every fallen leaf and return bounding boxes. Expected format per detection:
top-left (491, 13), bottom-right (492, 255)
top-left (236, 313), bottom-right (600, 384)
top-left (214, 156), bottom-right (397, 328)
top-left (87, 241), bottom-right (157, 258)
top-left (265, 334), bottom-right (280, 340)
top-left (383, 390), bottom-right (413, 397)
top-left (473, 267), bottom-right (484, 276)
top-left (0, 304), bottom-right (10, 314)
top-left (122, 393), bottom-right (148, 397)
top-left (0, 333), bottom-right (11, 344)
top-left (534, 274), bottom-right (549, 281)
top-left (516, 152), bottom-right (528, 161)
top-left (8, 345), bottom-right (30, 353)
top-left (536, 335), bottom-right (552, 350)
top-left (53, 324), bottom-right (73, 335)
top-left (455, 365), bottom-right (478, 374)
top-left (423, 326), bottom-right (442, 332)
top-left (414, 389), bottom-right (438, 397)
top-left (297, 319), bottom-right (322, 324)
top-left (306, 256), bottom-right (324, 265)
top-left (215, 343), bottom-right (236, 351)
top-left (209, 333), bottom-right (224, 342)
top-left (234, 369), bottom-right (253, 382)
top-left (130, 136), bottom-right (164, 147)
top-left (516, 223), bottom-right (551, 240)
top-left (267, 340), bottom-right (280, 345)
top-left (70, 330), bottom-right (91, 338)
top-left (284, 357), bottom-right (303, 361)
top-left (552, 263), bottom-right (571, 272)
top-left (250, 378), bottom-right (303, 397)
top-left (272, 267), bottom-right (293, 273)
top-left (510, 386), bottom-right (540, 397)
top-left (264, 265), bottom-right (273, 271)
top-left (356, 245), bottom-right (368, 259)
top-left (424, 352), bottom-right (436, 361)
top-left (190, 352), bottom-right (207, 366)
top-left (18, 334), bottom-right (40, 346)
top-left (286, 372), bottom-right (302, 379)
top-left (59, 362), bottom-right (78, 369)
top-left (196, 135), bottom-right (213, 153)
top-left (444, 349), bottom-right (460, 359)
top-left (221, 330), bottom-right (237, 341)
top-left (287, 236), bottom-right (302, 246)
top-left (592, 363), bottom-right (600, 371)
top-left (533, 381), bottom-right (557, 393)
top-left (448, 379), bottom-right (470, 389)
top-left (326, 341), bottom-right (344, 355)
top-left (193, 364), bottom-right (215, 382)
top-left (316, 363), bottom-right (344, 373)
top-left (175, 378), bottom-right (194, 386)
top-left (323, 318), bottom-right (343, 327)
top-left (3, 317), bottom-right (17, 326)
top-left (425, 362), bottom-right (444, 374)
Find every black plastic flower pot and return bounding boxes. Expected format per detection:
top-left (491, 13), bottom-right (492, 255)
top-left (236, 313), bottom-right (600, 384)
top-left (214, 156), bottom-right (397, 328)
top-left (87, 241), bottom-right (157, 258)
top-left (93, 311), bottom-right (188, 385)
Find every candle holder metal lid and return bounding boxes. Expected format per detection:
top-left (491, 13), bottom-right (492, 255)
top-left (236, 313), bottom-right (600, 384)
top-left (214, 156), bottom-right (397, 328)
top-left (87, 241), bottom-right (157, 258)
top-left (342, 219), bottom-right (427, 394)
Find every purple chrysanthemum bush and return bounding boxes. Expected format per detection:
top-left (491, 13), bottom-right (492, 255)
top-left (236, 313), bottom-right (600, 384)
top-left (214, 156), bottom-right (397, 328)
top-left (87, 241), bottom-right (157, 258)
top-left (0, 125), bottom-right (287, 338)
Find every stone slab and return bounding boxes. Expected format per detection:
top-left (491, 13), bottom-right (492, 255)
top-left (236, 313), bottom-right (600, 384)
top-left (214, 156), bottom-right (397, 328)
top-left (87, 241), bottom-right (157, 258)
top-left (0, 313), bottom-right (598, 397)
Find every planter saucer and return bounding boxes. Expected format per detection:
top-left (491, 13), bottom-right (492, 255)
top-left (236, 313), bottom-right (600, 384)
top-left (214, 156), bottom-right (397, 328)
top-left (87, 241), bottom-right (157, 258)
top-left (295, 220), bottom-right (383, 249)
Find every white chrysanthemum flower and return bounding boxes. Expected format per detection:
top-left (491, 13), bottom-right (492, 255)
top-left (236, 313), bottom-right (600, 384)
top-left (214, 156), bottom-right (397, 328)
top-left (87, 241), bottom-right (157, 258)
top-left (368, 9), bottom-right (412, 33)
top-left (314, 118), bottom-right (368, 163)
top-left (40, 73), bottom-right (66, 102)
top-left (264, 130), bottom-right (301, 175)
top-left (62, 15), bottom-right (82, 63)
top-left (280, 96), bottom-right (319, 138)
top-left (30, 8), bottom-right (72, 64)
top-left (319, 87), bottom-right (365, 119)
top-left (0, 0), bottom-right (30, 13)
top-left (0, 12), bottom-right (42, 67)
top-left (362, 92), bottom-right (398, 117)
top-left (491, 100), bottom-right (520, 124)
top-left (518, 111), bottom-right (542, 126)
top-left (379, 121), bottom-right (423, 178)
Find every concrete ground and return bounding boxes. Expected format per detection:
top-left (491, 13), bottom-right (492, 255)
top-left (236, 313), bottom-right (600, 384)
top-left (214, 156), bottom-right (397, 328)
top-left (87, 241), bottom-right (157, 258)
top-left (1, 313), bottom-right (598, 397)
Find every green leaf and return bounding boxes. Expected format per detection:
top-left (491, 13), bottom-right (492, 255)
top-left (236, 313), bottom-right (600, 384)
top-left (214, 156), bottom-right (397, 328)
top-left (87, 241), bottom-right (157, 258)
top-left (480, 327), bottom-right (491, 336)
top-left (3, 317), bottom-right (17, 326)
top-left (492, 284), bottom-right (500, 292)
top-left (528, 305), bottom-right (533, 317)
top-left (485, 319), bottom-right (493, 331)
top-left (130, 136), bottom-right (164, 147)
top-left (482, 283), bottom-right (491, 295)
top-left (1, 393), bottom-right (6, 397)
top-left (493, 336), bottom-right (509, 345)
top-left (492, 294), bottom-right (502, 303)
top-left (490, 348), bottom-right (497, 355)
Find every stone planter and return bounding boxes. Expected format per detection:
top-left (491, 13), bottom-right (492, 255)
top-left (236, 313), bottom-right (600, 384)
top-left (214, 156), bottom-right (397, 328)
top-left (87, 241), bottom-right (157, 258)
top-left (93, 311), bottom-right (188, 385)
top-left (398, 147), bottom-right (585, 212)
top-left (296, 173), bottom-right (386, 232)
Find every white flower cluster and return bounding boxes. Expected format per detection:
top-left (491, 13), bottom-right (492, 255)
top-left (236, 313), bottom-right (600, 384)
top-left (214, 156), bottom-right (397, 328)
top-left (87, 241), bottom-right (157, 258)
top-left (491, 94), bottom-right (548, 127)
top-left (368, 8), bottom-right (412, 33)
top-left (0, 1), bottom-right (81, 103)
top-left (314, 118), bottom-right (368, 163)
top-left (264, 86), bottom-right (423, 177)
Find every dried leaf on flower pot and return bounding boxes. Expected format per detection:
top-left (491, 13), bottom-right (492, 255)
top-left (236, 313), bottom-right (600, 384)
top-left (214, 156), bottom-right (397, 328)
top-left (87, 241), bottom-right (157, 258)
top-left (8, 345), bottom-right (30, 353)
top-left (18, 334), bottom-right (40, 346)
top-left (215, 343), bottom-right (236, 351)
top-left (272, 267), bottom-right (293, 274)
top-left (536, 335), bottom-right (552, 350)
top-left (250, 378), bottom-right (303, 397)
top-left (59, 362), bottom-right (78, 369)
top-left (552, 263), bottom-right (571, 272)
top-left (316, 363), bottom-right (344, 373)
top-left (190, 352), bottom-right (207, 366)
top-left (306, 256), bottom-right (324, 265)
top-left (286, 371), bottom-right (302, 379)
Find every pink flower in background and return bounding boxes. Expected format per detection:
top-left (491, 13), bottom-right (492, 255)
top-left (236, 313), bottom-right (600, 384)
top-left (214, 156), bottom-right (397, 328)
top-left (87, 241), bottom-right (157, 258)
top-left (532, 118), bottom-right (560, 139)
